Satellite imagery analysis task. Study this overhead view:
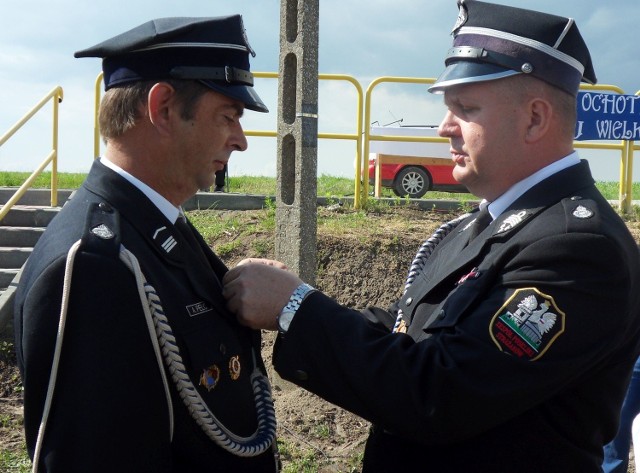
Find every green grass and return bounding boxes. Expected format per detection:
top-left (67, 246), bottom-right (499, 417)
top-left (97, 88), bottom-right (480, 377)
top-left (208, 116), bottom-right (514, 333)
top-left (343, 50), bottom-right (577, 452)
top-left (277, 440), bottom-right (322, 473)
top-left (0, 171), bottom-right (87, 189)
top-left (0, 449), bottom-right (31, 473)
top-left (187, 197), bottom-right (276, 242)
top-left (1, 171), bottom-right (638, 201)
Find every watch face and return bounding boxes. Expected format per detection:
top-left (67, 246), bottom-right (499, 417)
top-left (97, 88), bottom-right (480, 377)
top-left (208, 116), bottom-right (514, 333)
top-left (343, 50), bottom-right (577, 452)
top-left (278, 310), bottom-right (295, 332)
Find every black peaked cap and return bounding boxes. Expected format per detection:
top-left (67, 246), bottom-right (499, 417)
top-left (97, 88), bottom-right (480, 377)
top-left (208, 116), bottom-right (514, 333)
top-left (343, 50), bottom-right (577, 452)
top-left (75, 16), bottom-right (268, 112)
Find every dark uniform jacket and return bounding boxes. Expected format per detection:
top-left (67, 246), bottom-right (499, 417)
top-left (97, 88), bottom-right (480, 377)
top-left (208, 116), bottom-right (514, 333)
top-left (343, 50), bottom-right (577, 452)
top-left (14, 160), bottom-right (276, 472)
top-left (273, 160), bottom-right (640, 472)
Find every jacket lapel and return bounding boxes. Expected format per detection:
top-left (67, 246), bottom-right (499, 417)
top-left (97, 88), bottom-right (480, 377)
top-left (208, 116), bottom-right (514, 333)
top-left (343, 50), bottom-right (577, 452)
top-left (400, 160), bottom-right (596, 324)
top-left (82, 160), bottom-right (229, 314)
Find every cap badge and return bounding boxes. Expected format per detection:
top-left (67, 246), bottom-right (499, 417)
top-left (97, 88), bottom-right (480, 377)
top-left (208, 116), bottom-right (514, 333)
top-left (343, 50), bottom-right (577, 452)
top-left (452, 0), bottom-right (469, 34)
top-left (199, 364), bottom-right (221, 392)
top-left (229, 356), bottom-right (241, 380)
top-left (573, 205), bottom-right (594, 219)
top-left (91, 224), bottom-right (114, 239)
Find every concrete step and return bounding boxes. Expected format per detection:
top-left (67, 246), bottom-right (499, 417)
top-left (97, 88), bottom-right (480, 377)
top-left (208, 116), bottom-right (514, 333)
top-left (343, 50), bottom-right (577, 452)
top-left (0, 247), bottom-right (32, 269)
top-left (0, 205), bottom-right (60, 227)
top-left (0, 269), bottom-right (19, 289)
top-left (0, 188), bottom-right (73, 207)
top-left (0, 269), bottom-right (20, 335)
top-left (0, 227), bottom-right (46, 247)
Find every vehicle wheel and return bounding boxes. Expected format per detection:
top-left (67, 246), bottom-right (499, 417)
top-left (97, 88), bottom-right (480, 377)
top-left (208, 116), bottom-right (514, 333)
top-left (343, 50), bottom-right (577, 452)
top-left (393, 166), bottom-right (431, 198)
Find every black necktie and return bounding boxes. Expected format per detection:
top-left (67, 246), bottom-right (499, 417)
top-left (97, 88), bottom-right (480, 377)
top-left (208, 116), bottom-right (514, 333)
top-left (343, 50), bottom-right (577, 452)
top-left (175, 216), bottom-right (206, 256)
top-left (468, 206), bottom-right (492, 241)
top-left (175, 216), bottom-right (223, 289)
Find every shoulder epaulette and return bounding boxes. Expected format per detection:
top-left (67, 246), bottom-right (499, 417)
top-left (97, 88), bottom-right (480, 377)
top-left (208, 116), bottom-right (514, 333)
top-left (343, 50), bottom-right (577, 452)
top-left (562, 196), bottom-right (601, 232)
top-left (80, 201), bottom-right (121, 258)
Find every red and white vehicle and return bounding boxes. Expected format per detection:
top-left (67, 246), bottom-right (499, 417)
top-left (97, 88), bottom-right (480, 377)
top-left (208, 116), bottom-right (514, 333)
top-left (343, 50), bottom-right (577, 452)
top-left (368, 126), bottom-right (467, 198)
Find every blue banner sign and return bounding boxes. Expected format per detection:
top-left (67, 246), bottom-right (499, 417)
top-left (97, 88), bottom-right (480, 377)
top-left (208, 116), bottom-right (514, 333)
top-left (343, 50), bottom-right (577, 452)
top-left (575, 91), bottom-right (640, 141)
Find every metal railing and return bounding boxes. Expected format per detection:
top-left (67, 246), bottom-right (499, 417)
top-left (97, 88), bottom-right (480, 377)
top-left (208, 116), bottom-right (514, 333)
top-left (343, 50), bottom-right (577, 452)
top-left (362, 78), bottom-right (637, 212)
top-left (249, 72), bottom-right (365, 207)
top-left (92, 71), bottom-right (367, 207)
top-left (361, 76), bottom-right (445, 202)
top-left (89, 73), bottom-right (637, 211)
top-left (0, 86), bottom-right (64, 220)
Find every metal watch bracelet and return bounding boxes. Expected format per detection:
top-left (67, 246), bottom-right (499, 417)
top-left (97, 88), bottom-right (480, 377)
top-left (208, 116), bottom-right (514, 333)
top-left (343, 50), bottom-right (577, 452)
top-left (277, 283), bottom-right (316, 334)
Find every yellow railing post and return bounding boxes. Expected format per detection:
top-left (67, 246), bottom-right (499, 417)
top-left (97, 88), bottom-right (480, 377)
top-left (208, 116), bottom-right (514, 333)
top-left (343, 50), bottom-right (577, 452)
top-left (50, 88), bottom-right (62, 207)
top-left (363, 76), bottom-right (452, 202)
top-left (247, 72), bottom-right (365, 207)
top-left (0, 86), bottom-right (64, 221)
top-left (94, 72), bottom-right (104, 159)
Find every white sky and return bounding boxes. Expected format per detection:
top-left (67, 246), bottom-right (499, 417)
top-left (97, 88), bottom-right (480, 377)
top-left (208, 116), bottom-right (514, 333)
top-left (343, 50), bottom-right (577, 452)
top-left (1, 0), bottom-right (639, 182)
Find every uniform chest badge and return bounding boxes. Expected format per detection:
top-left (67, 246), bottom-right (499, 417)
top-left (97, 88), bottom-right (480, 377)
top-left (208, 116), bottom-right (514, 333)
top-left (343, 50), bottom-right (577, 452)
top-left (200, 364), bottom-right (221, 391)
top-left (489, 288), bottom-right (565, 361)
top-left (456, 267), bottom-right (480, 286)
top-left (186, 301), bottom-right (213, 317)
top-left (229, 355), bottom-right (241, 380)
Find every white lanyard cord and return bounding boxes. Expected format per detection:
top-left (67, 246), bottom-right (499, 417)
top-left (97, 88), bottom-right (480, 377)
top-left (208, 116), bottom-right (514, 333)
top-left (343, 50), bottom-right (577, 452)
top-left (31, 242), bottom-right (276, 472)
top-left (393, 213), bottom-right (471, 333)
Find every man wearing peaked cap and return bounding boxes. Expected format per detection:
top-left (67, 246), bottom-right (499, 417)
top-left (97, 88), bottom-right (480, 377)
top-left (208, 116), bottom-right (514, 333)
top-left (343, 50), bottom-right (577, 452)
top-left (15, 16), bottom-right (279, 472)
top-left (222, 2), bottom-right (640, 472)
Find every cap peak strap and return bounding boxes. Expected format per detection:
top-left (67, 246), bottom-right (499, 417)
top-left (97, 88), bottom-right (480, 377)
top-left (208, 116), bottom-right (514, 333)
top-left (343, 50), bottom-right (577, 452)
top-left (170, 66), bottom-right (254, 86)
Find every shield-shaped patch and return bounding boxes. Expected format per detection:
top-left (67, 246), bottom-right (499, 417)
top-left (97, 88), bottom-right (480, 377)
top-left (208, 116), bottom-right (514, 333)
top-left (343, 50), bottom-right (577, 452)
top-left (489, 288), bottom-right (565, 361)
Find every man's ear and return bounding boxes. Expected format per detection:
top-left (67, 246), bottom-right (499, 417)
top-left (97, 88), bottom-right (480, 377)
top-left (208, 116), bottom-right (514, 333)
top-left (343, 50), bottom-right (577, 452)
top-left (524, 97), bottom-right (553, 143)
top-left (147, 82), bottom-right (177, 135)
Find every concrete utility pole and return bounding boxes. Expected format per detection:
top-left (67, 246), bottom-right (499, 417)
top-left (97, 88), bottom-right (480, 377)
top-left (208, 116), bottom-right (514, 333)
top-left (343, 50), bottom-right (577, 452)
top-left (275, 0), bottom-right (319, 284)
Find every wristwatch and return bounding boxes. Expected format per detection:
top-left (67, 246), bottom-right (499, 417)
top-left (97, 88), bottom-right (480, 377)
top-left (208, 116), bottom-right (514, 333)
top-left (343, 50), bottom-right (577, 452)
top-left (277, 283), bottom-right (316, 335)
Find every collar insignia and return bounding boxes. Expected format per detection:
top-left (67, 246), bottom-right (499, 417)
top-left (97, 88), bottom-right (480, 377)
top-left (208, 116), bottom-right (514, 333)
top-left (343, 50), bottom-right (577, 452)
top-left (152, 226), bottom-right (178, 253)
top-left (160, 236), bottom-right (177, 253)
top-left (497, 210), bottom-right (527, 234)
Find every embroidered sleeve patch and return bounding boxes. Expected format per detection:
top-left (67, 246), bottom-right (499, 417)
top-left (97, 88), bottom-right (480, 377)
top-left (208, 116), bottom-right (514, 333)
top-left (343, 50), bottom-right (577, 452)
top-left (489, 288), bottom-right (565, 361)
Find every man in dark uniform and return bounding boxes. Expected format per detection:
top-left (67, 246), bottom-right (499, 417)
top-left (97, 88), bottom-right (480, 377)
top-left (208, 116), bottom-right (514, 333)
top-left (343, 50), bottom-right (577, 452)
top-left (214, 164), bottom-right (228, 192)
top-left (14, 16), bottom-right (278, 472)
top-left (223, 2), bottom-right (640, 472)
